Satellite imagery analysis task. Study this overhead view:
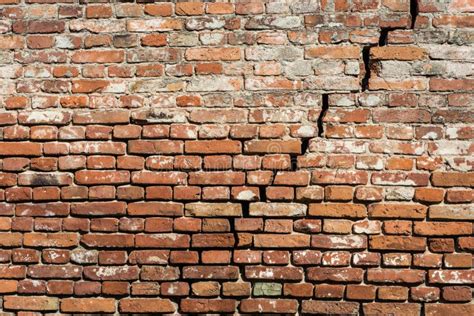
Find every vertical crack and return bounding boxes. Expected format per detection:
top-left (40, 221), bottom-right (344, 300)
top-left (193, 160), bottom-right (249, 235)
top-left (361, 0), bottom-right (418, 92)
top-left (291, 154), bottom-right (298, 171)
top-left (241, 201), bottom-right (250, 217)
top-left (258, 186), bottom-right (267, 202)
top-left (301, 138), bottom-right (310, 154)
top-left (290, 138), bottom-right (310, 171)
top-left (361, 46), bottom-right (374, 92)
top-left (317, 94), bottom-right (329, 137)
top-left (378, 28), bottom-right (393, 46)
top-left (410, 0), bottom-right (419, 29)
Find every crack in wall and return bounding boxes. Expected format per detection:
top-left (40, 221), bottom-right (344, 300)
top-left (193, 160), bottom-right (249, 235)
top-left (378, 28), bottom-right (393, 46)
top-left (241, 201), bottom-right (250, 217)
top-left (317, 94), bottom-right (329, 137)
top-left (410, 0), bottom-right (419, 29)
top-left (361, 46), bottom-right (375, 91)
top-left (258, 186), bottom-right (267, 202)
top-left (361, 0), bottom-right (419, 91)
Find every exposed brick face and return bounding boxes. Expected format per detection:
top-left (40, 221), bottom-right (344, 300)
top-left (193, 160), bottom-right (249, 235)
top-left (0, 0), bottom-right (472, 314)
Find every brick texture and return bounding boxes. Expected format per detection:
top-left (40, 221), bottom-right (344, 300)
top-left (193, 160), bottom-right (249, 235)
top-left (0, 0), bottom-right (472, 314)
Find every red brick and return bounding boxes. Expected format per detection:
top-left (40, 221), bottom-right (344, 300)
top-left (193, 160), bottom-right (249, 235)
top-left (430, 78), bottom-right (474, 91)
top-left (425, 304), bottom-right (474, 316)
top-left (183, 266), bottom-right (239, 280)
top-left (414, 222), bottom-right (472, 236)
top-left (120, 298), bottom-right (175, 313)
top-left (181, 299), bottom-right (235, 313)
top-left (28, 265), bottom-right (82, 279)
top-left (240, 299), bottom-right (297, 313)
top-left (302, 301), bottom-right (359, 314)
top-left (309, 203), bottom-right (367, 218)
top-left (0, 142), bottom-right (42, 156)
top-left (86, 5), bottom-right (113, 18)
top-left (186, 47), bottom-right (240, 61)
top-left (368, 203), bottom-right (427, 219)
top-left (144, 3), bottom-right (172, 16)
top-left (429, 270), bottom-right (473, 284)
top-left (306, 46), bottom-right (361, 59)
top-left (23, 233), bottom-right (78, 248)
top-left (370, 46), bottom-right (427, 60)
top-left (235, 2), bottom-right (264, 14)
top-left (135, 234), bottom-right (190, 248)
top-left (206, 3), bottom-right (234, 14)
top-left (442, 286), bottom-right (471, 302)
top-left (368, 269), bottom-right (425, 284)
top-left (431, 172), bottom-right (474, 187)
top-left (71, 202), bottom-right (126, 216)
top-left (363, 303), bottom-right (421, 316)
top-left (370, 236), bottom-right (426, 251)
top-left (0, 280), bottom-right (18, 293)
top-left (411, 287), bottom-right (440, 302)
top-left (444, 253), bottom-right (472, 268)
top-left (4, 296), bottom-right (58, 311)
top-left (61, 298), bottom-right (115, 313)
top-left (377, 286), bottom-right (409, 301)
top-left (307, 267), bottom-right (364, 282)
top-left (81, 234), bottom-right (133, 248)
top-left (176, 2), bottom-right (205, 15)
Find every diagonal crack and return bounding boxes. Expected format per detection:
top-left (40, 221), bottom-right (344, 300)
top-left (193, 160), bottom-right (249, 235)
top-left (362, 0), bottom-right (419, 91)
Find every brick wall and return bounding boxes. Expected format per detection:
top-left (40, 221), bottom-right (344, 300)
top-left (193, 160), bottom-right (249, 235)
top-left (0, 0), bottom-right (472, 314)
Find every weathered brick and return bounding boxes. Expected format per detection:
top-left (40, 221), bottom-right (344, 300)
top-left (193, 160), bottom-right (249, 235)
top-left (302, 301), bottom-right (359, 314)
top-left (120, 298), bottom-right (175, 313)
top-left (135, 234), bottom-right (190, 248)
top-left (370, 236), bottom-right (426, 252)
top-left (4, 296), bottom-right (59, 311)
top-left (240, 299), bottom-right (298, 313)
top-left (181, 298), bottom-right (236, 313)
top-left (185, 140), bottom-right (241, 154)
top-left (83, 266), bottom-right (139, 281)
top-left (431, 172), bottom-right (474, 187)
top-left (24, 233), bottom-right (79, 248)
top-left (368, 269), bottom-right (425, 284)
top-left (363, 303), bottom-right (421, 316)
top-left (28, 265), bottom-right (81, 279)
top-left (128, 202), bottom-right (183, 216)
top-left (309, 203), bottom-right (367, 218)
top-left (368, 203), bottom-right (427, 219)
top-left (254, 234), bottom-right (310, 248)
top-left (428, 270), bottom-right (473, 284)
top-left (371, 46), bottom-right (427, 60)
top-left (425, 304), bottom-right (474, 315)
top-left (183, 266), bottom-right (239, 280)
top-left (245, 266), bottom-right (303, 281)
top-left (305, 46), bottom-right (360, 59)
top-left (61, 298), bottom-right (115, 313)
top-left (312, 235), bottom-right (367, 249)
top-left (250, 202), bottom-right (307, 217)
top-left (185, 202), bottom-right (242, 217)
top-left (307, 267), bottom-right (364, 282)
top-left (71, 202), bottom-right (126, 216)
top-left (0, 142), bottom-right (42, 156)
top-left (414, 222), bottom-right (472, 236)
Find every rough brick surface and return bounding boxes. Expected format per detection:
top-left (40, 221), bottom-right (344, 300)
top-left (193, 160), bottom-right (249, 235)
top-left (0, 0), bottom-right (472, 314)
